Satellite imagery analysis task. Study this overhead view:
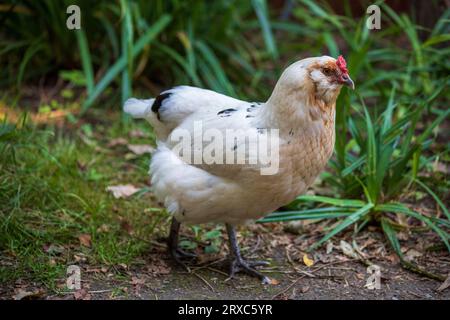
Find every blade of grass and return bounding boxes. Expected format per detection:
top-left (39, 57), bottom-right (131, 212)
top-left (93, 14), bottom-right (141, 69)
top-left (120, 0), bottom-right (134, 106)
top-left (82, 14), bottom-right (171, 112)
top-left (381, 218), bottom-right (445, 281)
top-left (75, 30), bottom-right (94, 96)
top-left (341, 155), bottom-right (366, 177)
top-left (258, 207), bottom-right (352, 223)
top-left (251, 0), bottom-right (278, 59)
top-left (362, 103), bottom-right (378, 203)
top-left (16, 40), bottom-right (44, 89)
top-left (195, 41), bottom-right (236, 96)
top-left (376, 203), bottom-right (450, 251)
top-left (156, 42), bottom-right (201, 84)
top-left (294, 195), bottom-right (366, 208)
top-left (258, 212), bottom-right (352, 223)
top-left (414, 179), bottom-right (449, 220)
top-left (309, 203), bottom-right (373, 251)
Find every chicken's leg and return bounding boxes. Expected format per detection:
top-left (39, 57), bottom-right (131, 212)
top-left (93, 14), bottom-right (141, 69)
top-left (226, 224), bottom-right (271, 284)
top-left (167, 217), bottom-right (196, 268)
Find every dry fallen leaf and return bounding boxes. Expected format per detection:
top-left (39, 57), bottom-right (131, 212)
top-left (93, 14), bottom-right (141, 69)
top-left (78, 234), bottom-right (92, 247)
top-left (107, 137), bottom-right (128, 148)
top-left (303, 254), bottom-right (314, 267)
top-left (437, 273), bottom-right (450, 292)
top-left (301, 286), bottom-right (310, 293)
top-left (131, 276), bottom-right (146, 296)
top-left (404, 249), bottom-right (422, 262)
top-left (131, 276), bottom-right (146, 286)
top-left (385, 253), bottom-right (400, 263)
top-left (269, 278), bottom-right (280, 285)
top-left (397, 232), bottom-right (409, 241)
top-left (340, 240), bottom-right (358, 259)
top-left (118, 263), bottom-right (128, 270)
top-left (129, 129), bottom-right (148, 138)
top-left (13, 289), bottom-right (44, 300)
top-left (326, 241), bottom-right (333, 254)
top-left (127, 144), bottom-right (154, 155)
top-left (74, 253), bottom-right (87, 262)
top-left (106, 184), bottom-right (140, 199)
top-left (146, 258), bottom-right (171, 275)
top-left (74, 288), bottom-right (91, 300)
top-left (97, 224), bottom-right (110, 233)
top-left (356, 273), bottom-right (365, 280)
top-left (433, 161), bottom-right (448, 174)
top-left (120, 220), bottom-right (134, 235)
top-left (43, 244), bottom-right (64, 255)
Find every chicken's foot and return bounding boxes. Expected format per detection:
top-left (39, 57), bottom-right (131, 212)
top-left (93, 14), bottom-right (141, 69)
top-left (226, 223), bottom-right (271, 284)
top-left (167, 217), bottom-right (197, 270)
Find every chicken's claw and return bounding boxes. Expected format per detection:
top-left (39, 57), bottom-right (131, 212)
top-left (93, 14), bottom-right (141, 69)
top-left (228, 257), bottom-right (271, 284)
top-left (169, 247), bottom-right (196, 272)
top-left (168, 217), bottom-right (196, 271)
top-left (226, 223), bottom-right (271, 284)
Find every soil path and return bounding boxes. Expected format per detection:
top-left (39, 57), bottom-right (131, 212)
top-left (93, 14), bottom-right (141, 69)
top-left (50, 250), bottom-right (450, 300)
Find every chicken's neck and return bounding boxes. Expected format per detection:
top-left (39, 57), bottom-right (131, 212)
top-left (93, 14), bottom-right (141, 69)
top-left (254, 85), bottom-right (337, 186)
top-left (255, 85), bottom-right (336, 137)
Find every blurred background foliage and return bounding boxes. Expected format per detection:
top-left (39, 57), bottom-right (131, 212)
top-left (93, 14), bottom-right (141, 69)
top-left (1, 1), bottom-right (449, 107)
top-left (0, 0), bottom-right (449, 283)
top-left (1, 0), bottom-right (446, 104)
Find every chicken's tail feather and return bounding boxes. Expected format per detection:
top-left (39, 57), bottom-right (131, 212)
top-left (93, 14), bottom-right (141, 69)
top-left (123, 98), bottom-right (154, 119)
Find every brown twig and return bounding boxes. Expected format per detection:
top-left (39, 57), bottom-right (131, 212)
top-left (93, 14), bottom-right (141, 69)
top-left (192, 272), bottom-right (215, 292)
top-left (399, 258), bottom-right (445, 281)
top-left (206, 267), bottom-right (229, 276)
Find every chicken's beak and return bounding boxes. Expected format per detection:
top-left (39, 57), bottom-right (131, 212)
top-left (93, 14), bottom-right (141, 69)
top-left (341, 74), bottom-right (355, 90)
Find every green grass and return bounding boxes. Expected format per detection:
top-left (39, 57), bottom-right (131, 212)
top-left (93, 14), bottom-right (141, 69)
top-left (0, 112), bottom-right (229, 289)
top-left (0, 114), bottom-right (168, 290)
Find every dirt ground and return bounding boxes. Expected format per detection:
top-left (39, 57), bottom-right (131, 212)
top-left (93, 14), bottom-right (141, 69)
top-left (2, 224), bottom-right (449, 300)
top-left (69, 257), bottom-right (449, 300)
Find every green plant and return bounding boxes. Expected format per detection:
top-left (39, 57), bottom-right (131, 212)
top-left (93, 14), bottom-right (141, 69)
top-left (1, 0), bottom-right (282, 111)
top-left (0, 114), bottom-right (165, 289)
top-left (260, 94), bottom-right (449, 278)
top-left (179, 226), bottom-right (223, 254)
top-left (259, 2), bottom-right (450, 280)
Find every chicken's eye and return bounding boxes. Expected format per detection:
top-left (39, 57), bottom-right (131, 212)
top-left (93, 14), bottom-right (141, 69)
top-left (322, 68), bottom-right (333, 76)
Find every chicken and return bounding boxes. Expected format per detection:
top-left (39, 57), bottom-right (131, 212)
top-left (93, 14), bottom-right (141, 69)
top-left (124, 55), bottom-right (354, 284)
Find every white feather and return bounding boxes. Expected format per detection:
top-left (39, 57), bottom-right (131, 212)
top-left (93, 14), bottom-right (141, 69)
top-left (123, 98), bottom-right (154, 119)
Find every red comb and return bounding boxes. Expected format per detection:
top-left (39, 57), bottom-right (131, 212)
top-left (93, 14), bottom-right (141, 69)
top-left (336, 55), bottom-right (348, 74)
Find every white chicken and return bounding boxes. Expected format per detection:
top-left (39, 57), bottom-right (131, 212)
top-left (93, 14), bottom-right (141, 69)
top-left (124, 55), bottom-right (354, 283)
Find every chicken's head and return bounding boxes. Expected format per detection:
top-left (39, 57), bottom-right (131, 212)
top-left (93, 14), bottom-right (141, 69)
top-left (310, 55), bottom-right (353, 87)
top-left (307, 55), bottom-right (354, 102)
top-left (272, 56), bottom-right (354, 108)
